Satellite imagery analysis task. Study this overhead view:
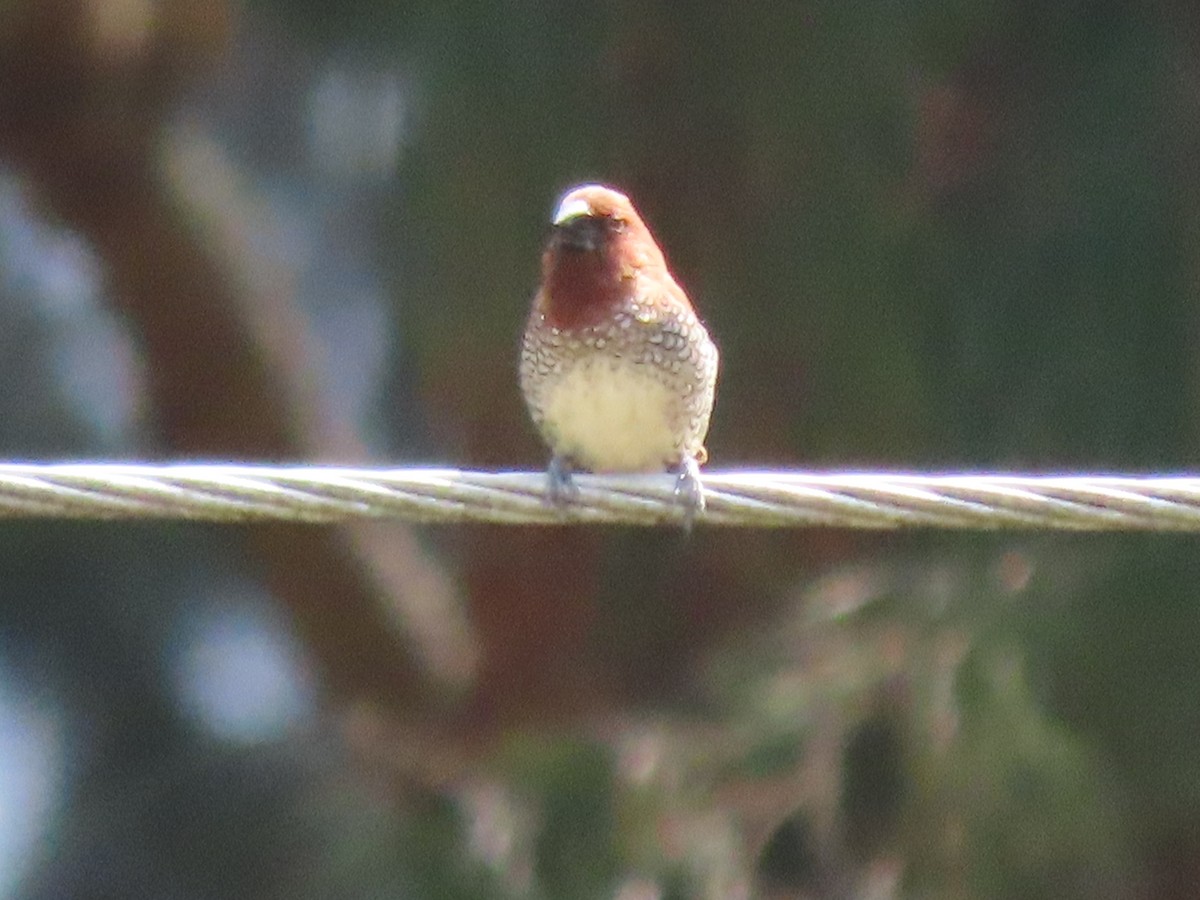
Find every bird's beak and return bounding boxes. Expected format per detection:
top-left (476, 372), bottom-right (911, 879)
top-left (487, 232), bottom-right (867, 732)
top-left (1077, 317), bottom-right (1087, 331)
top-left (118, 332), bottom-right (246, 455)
top-left (553, 195), bottom-right (593, 225)
top-left (553, 216), bottom-right (606, 252)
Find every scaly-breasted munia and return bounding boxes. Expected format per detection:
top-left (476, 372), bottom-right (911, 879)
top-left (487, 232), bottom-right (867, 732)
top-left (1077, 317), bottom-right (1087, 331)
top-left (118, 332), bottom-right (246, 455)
top-left (520, 184), bottom-right (719, 517)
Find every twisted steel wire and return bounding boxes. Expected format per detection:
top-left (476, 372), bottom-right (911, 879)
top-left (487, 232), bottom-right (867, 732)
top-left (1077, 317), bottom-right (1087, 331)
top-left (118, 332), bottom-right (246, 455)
top-left (0, 463), bottom-right (1194, 529)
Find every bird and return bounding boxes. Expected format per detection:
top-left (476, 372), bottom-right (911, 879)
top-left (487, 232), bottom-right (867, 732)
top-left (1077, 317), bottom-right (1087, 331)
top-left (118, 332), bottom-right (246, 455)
top-left (520, 184), bottom-right (719, 522)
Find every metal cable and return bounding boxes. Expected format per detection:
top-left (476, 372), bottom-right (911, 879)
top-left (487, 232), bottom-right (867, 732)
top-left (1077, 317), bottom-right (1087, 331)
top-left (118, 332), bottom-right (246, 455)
top-left (0, 463), bottom-right (1195, 529)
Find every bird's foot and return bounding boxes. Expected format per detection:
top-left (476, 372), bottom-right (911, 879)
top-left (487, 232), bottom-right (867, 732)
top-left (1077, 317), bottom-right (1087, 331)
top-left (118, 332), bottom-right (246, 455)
top-left (673, 456), bottom-right (706, 531)
top-left (545, 455), bottom-right (580, 509)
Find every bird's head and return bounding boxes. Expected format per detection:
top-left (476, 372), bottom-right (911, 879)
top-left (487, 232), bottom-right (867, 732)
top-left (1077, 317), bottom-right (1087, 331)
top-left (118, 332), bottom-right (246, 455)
top-left (539, 184), bottom-right (669, 328)
top-left (550, 185), bottom-right (640, 252)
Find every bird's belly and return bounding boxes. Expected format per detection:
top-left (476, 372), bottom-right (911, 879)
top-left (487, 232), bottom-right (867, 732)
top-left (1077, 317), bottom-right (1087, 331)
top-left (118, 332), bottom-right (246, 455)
top-left (541, 359), bottom-right (679, 472)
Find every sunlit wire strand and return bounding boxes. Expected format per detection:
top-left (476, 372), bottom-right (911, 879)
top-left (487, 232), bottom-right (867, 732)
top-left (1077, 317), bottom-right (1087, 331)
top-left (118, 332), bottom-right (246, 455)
top-left (0, 463), bottom-right (1196, 529)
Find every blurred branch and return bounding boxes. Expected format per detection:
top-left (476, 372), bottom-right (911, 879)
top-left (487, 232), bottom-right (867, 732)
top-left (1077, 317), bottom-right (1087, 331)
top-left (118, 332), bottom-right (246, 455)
top-left (0, 0), bottom-right (472, 711)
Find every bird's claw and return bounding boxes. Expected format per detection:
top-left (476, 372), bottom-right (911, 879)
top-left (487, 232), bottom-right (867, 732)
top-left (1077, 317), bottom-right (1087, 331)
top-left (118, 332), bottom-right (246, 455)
top-left (545, 455), bottom-right (579, 509)
top-left (545, 455), bottom-right (705, 528)
top-left (674, 457), bottom-right (706, 531)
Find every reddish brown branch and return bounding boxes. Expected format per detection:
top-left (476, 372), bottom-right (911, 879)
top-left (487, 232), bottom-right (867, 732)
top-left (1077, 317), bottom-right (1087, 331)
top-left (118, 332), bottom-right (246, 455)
top-left (0, 0), bottom-right (470, 714)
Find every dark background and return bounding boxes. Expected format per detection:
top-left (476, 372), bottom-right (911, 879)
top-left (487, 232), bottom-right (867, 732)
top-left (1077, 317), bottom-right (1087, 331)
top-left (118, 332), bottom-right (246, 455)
top-left (1, 1), bottom-right (1198, 897)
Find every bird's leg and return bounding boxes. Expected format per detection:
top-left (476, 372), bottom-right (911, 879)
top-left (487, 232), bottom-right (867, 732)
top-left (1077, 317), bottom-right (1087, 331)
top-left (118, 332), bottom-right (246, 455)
top-left (545, 454), bottom-right (580, 508)
top-left (673, 456), bottom-right (706, 530)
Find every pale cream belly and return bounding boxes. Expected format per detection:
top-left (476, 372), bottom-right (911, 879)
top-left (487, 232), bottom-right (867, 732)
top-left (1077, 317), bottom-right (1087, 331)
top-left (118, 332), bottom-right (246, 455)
top-left (541, 360), bottom-right (679, 472)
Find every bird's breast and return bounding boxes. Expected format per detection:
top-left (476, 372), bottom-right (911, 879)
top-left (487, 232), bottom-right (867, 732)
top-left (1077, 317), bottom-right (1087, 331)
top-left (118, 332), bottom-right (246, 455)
top-left (538, 355), bottom-right (682, 473)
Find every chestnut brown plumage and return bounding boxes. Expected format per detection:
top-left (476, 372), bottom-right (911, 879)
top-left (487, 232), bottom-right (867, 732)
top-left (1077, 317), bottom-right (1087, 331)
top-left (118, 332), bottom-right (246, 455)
top-left (520, 184), bottom-right (719, 519)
